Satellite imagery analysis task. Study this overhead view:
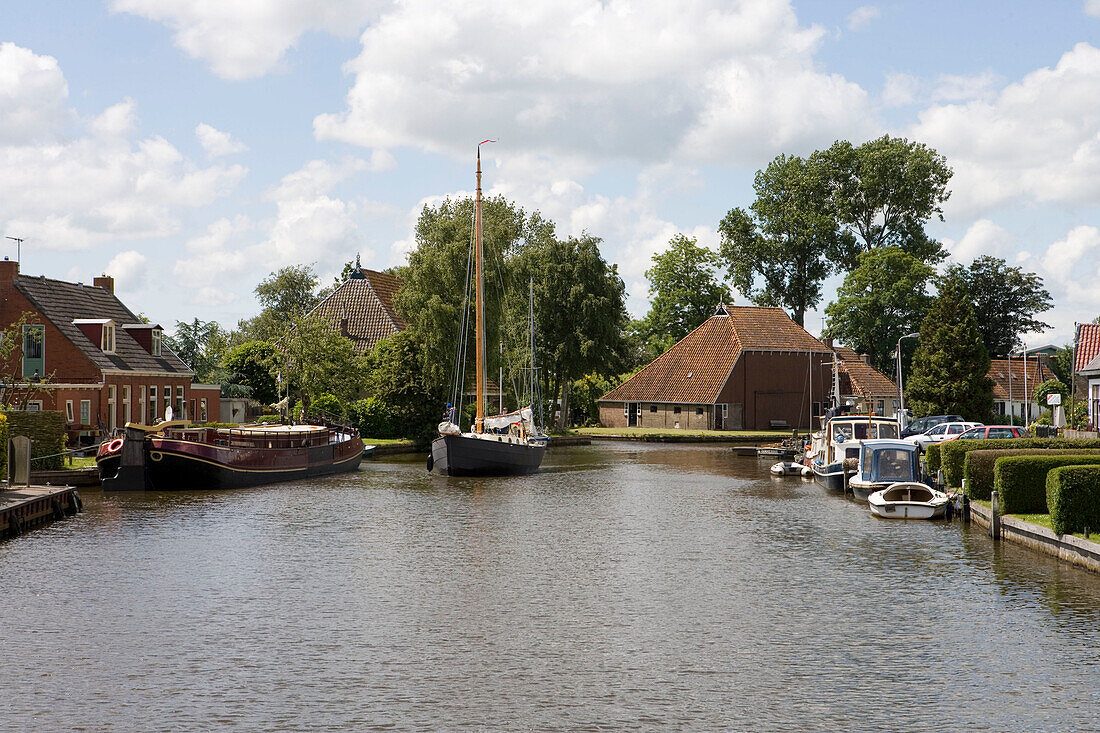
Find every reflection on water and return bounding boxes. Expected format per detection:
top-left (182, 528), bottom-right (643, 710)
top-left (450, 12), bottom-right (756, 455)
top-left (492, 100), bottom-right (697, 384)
top-left (2, 442), bottom-right (1099, 730)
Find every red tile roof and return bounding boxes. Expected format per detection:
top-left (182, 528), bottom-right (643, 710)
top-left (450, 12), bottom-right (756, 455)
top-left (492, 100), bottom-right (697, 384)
top-left (988, 357), bottom-right (1052, 401)
top-left (1076, 323), bottom-right (1100, 372)
top-left (308, 268), bottom-right (405, 353)
top-left (600, 306), bottom-right (828, 404)
top-left (833, 346), bottom-right (896, 397)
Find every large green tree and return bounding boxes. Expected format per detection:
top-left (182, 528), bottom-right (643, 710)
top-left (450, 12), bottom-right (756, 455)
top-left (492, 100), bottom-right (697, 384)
top-left (823, 247), bottom-right (934, 375)
top-left (222, 340), bottom-right (278, 404)
top-left (942, 255), bottom-right (1052, 356)
top-left (164, 318), bottom-right (228, 382)
top-left (719, 154), bottom-right (857, 327)
top-left (363, 331), bottom-right (443, 443)
top-left (236, 265), bottom-right (324, 343)
top-left (905, 277), bottom-right (994, 421)
top-left (821, 135), bottom-right (952, 264)
top-left (278, 315), bottom-right (366, 408)
top-left (638, 233), bottom-right (730, 340)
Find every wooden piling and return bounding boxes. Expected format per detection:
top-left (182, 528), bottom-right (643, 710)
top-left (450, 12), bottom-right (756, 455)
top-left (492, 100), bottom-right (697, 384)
top-left (990, 489), bottom-right (1001, 540)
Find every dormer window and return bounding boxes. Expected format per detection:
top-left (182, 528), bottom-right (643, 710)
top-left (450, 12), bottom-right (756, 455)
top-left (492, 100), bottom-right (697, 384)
top-left (101, 323), bottom-right (116, 353)
top-left (152, 328), bottom-right (162, 356)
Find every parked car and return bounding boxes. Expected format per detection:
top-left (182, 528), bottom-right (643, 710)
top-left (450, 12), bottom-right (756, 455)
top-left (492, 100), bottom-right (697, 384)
top-left (900, 414), bottom-right (965, 439)
top-left (905, 421), bottom-right (983, 451)
top-left (949, 425), bottom-right (1029, 441)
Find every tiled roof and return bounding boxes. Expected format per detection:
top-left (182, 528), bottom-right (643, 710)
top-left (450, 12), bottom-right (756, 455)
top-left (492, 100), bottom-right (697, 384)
top-left (1076, 323), bottom-right (1100, 373)
top-left (309, 268), bottom-right (405, 353)
top-left (14, 275), bottom-right (192, 375)
top-left (600, 305), bottom-right (829, 404)
top-left (988, 357), bottom-right (1052, 401)
top-left (833, 346), bottom-right (897, 397)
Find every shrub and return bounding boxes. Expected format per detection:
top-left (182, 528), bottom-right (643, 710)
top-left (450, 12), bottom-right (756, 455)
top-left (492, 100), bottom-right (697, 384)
top-left (345, 397), bottom-right (395, 439)
top-left (994, 454), bottom-right (1100, 514)
top-left (254, 415), bottom-right (282, 424)
top-left (964, 448), bottom-right (1100, 501)
top-left (1047, 465), bottom-right (1100, 536)
top-left (310, 393), bottom-right (343, 417)
top-left (940, 438), bottom-right (1100, 488)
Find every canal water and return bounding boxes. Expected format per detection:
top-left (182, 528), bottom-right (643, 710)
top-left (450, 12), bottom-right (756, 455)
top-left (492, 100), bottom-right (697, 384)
top-left (3, 442), bottom-right (1100, 731)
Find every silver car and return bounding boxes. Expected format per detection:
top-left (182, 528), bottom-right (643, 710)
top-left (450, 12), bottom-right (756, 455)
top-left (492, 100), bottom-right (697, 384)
top-left (905, 421), bottom-right (983, 451)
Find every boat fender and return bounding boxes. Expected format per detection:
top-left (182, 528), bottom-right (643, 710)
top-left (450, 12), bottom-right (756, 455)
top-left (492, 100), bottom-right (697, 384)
top-left (71, 490), bottom-right (83, 513)
top-left (426, 454), bottom-right (434, 472)
top-left (52, 498), bottom-right (65, 520)
top-left (106, 438), bottom-right (124, 454)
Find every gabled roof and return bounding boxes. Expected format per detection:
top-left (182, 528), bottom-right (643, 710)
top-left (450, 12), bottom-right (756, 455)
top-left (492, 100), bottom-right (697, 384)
top-left (14, 275), bottom-right (191, 375)
top-left (1076, 323), bottom-right (1100, 373)
top-left (600, 305), bottom-right (829, 404)
top-left (309, 268), bottom-right (405, 354)
top-left (833, 346), bottom-right (896, 397)
top-left (988, 357), bottom-right (1052, 401)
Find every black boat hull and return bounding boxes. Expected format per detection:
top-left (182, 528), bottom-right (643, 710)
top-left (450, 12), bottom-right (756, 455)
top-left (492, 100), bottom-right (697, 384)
top-left (430, 434), bottom-right (545, 476)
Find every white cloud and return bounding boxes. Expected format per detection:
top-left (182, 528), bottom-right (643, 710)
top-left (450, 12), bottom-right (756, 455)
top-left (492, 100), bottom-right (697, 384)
top-left (1086, 0), bottom-right (1100, 19)
top-left (0, 44), bottom-right (248, 251)
top-left (195, 123), bottom-right (248, 157)
top-left (882, 72), bottom-right (919, 107)
top-left (316, 0), bottom-right (875, 167)
top-left (912, 42), bottom-right (1100, 215)
top-left (943, 219), bottom-right (1014, 263)
top-left (0, 43), bottom-right (69, 144)
top-left (110, 0), bottom-right (384, 80)
top-left (106, 249), bottom-right (149, 290)
top-left (931, 71), bottom-right (1001, 102)
top-left (847, 5), bottom-right (880, 31)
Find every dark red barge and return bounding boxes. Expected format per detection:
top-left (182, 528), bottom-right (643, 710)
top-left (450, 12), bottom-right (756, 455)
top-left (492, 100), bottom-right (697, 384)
top-left (97, 420), bottom-right (364, 491)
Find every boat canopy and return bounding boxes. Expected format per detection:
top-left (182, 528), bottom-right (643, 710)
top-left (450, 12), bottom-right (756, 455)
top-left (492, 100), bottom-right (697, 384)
top-left (858, 440), bottom-right (919, 484)
top-left (830, 418), bottom-right (899, 442)
top-left (483, 406), bottom-right (536, 435)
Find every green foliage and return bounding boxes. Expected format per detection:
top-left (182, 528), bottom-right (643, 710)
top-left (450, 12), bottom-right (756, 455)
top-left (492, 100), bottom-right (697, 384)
top-left (718, 153), bottom-right (857, 326)
top-left (1047, 465), bottom-right (1100, 535)
top-left (994, 454), bottom-right (1100, 514)
top-left (633, 233), bottom-right (728, 346)
top-left (906, 275), bottom-right (993, 421)
top-left (222, 341), bottom-right (278, 404)
top-left (254, 414), bottom-right (282, 424)
top-left (5, 410), bottom-right (66, 470)
top-left (938, 437), bottom-right (1100, 489)
top-left (345, 397), bottom-right (396, 439)
top-left (942, 257), bottom-right (1052, 356)
top-left (1033, 379), bottom-right (1068, 405)
top-left (926, 442), bottom-right (943, 473)
top-left (963, 449), bottom-right (1099, 500)
top-left (1048, 345), bottom-right (1074, 386)
top-left (364, 331), bottom-right (443, 443)
top-left (280, 316), bottom-right (367, 406)
top-left (310, 393), bottom-right (342, 417)
top-left (0, 413), bottom-right (7, 480)
top-left (823, 247), bottom-right (934, 374)
top-left (569, 373), bottom-right (614, 426)
top-left (821, 135), bottom-right (951, 263)
top-left (235, 265), bottom-right (324, 343)
top-left (163, 318), bottom-right (228, 382)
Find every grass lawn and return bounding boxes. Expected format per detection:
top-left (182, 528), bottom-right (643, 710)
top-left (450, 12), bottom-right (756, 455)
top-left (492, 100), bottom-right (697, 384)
top-left (361, 438), bottom-right (417, 446)
top-left (972, 500), bottom-right (1098, 542)
top-left (573, 427), bottom-right (798, 439)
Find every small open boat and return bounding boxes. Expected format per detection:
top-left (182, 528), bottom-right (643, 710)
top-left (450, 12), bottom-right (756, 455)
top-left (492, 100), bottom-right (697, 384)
top-left (868, 482), bottom-right (950, 519)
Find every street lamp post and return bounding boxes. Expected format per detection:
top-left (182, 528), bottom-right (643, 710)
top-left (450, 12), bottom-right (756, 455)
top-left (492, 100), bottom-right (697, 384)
top-left (896, 332), bottom-right (919, 421)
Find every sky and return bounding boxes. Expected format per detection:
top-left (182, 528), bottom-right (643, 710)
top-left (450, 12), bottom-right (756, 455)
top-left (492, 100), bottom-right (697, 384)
top-left (3, 0), bottom-right (1100, 348)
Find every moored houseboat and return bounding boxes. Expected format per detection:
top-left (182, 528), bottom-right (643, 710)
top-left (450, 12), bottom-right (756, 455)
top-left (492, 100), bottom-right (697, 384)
top-left (97, 418), bottom-right (364, 491)
top-left (811, 415), bottom-right (900, 491)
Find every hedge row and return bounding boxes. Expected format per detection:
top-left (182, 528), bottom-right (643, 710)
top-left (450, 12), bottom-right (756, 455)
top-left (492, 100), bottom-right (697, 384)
top-left (1047, 466), bottom-right (1100, 536)
top-left (938, 438), bottom-right (1100, 488)
top-left (4, 410), bottom-right (66, 471)
top-left (964, 448), bottom-right (1100, 501)
top-left (993, 455), bottom-right (1100, 514)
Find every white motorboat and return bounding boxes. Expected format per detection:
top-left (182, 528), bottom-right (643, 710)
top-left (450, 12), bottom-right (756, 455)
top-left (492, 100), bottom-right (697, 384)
top-left (868, 482), bottom-right (950, 519)
top-left (848, 440), bottom-right (922, 501)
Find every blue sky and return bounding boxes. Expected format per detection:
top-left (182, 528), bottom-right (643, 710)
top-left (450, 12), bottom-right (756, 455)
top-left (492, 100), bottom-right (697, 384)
top-left (3, 0), bottom-right (1100, 347)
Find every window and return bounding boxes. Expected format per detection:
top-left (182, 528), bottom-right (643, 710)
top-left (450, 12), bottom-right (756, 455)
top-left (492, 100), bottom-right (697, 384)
top-left (721, 404), bottom-right (728, 418)
top-left (21, 324), bottom-right (44, 378)
top-left (176, 386), bottom-right (184, 417)
top-left (65, 400), bottom-right (74, 423)
top-left (27, 401), bottom-right (42, 411)
top-left (649, 404), bottom-right (657, 413)
top-left (123, 385), bottom-right (131, 424)
top-left (101, 323), bottom-right (115, 353)
top-left (927, 425), bottom-right (946, 436)
top-left (623, 404), bottom-right (629, 417)
top-left (80, 400), bottom-right (91, 425)
top-left (152, 329), bottom-right (162, 356)
top-left (696, 407), bottom-right (704, 416)
top-left (947, 424), bottom-right (965, 435)
top-left (108, 385), bottom-right (117, 431)
top-left (989, 428), bottom-right (1014, 439)
top-left (139, 386), bottom-right (146, 423)
top-left (200, 398), bottom-right (208, 422)
top-left (164, 385), bottom-right (171, 417)
top-left (674, 406), bottom-right (681, 414)
top-left (149, 386), bottom-right (157, 422)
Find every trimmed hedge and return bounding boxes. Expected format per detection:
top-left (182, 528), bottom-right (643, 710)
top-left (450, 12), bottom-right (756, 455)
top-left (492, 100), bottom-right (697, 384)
top-left (939, 438), bottom-right (1100, 488)
top-left (1047, 465), bottom-right (1100, 536)
top-left (964, 448), bottom-right (1100, 501)
top-left (926, 443), bottom-right (943, 473)
top-left (994, 455), bottom-right (1100, 513)
top-left (4, 410), bottom-right (67, 471)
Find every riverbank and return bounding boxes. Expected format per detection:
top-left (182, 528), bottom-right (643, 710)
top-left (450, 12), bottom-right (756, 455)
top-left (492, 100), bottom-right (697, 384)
top-left (574, 427), bottom-right (797, 443)
top-left (969, 500), bottom-right (1100, 575)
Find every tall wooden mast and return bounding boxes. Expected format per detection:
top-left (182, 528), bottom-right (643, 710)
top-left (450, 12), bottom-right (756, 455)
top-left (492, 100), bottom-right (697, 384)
top-left (474, 145), bottom-right (486, 433)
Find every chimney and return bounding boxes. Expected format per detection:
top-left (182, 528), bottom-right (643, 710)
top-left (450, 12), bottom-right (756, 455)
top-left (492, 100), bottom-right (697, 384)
top-left (94, 274), bottom-right (115, 294)
top-left (860, 353), bottom-right (871, 365)
top-left (339, 317), bottom-right (349, 337)
top-left (821, 336), bottom-right (833, 349)
top-left (0, 257), bottom-right (18, 286)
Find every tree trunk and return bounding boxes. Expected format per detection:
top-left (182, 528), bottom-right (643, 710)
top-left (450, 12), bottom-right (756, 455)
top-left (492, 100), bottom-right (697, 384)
top-left (558, 374), bottom-right (571, 431)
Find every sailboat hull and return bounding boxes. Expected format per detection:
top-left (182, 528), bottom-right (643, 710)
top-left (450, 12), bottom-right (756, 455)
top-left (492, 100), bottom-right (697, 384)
top-left (430, 434), bottom-right (545, 476)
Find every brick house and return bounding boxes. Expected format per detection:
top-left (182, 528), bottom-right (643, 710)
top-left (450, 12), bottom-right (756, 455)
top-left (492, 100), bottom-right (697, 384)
top-left (308, 261), bottom-right (405, 354)
top-left (0, 258), bottom-right (220, 444)
top-left (598, 306), bottom-right (899, 431)
top-left (987, 355), bottom-right (1053, 423)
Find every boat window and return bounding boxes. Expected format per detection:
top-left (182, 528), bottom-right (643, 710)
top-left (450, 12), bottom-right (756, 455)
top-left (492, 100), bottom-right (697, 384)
top-left (833, 425), bottom-right (853, 440)
top-left (877, 423), bottom-right (898, 438)
top-left (854, 424), bottom-right (869, 440)
top-left (874, 449), bottom-right (915, 482)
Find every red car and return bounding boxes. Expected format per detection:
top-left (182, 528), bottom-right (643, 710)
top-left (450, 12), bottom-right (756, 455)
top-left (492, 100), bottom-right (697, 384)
top-left (948, 425), bottom-right (1029, 441)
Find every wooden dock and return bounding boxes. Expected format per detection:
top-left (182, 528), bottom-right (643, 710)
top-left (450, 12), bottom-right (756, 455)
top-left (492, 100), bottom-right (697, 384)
top-left (1, 485), bottom-right (83, 541)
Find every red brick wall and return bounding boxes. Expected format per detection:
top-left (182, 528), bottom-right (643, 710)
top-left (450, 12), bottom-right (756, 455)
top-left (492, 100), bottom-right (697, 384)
top-left (717, 352), bottom-right (831, 430)
top-left (0, 282), bottom-right (101, 383)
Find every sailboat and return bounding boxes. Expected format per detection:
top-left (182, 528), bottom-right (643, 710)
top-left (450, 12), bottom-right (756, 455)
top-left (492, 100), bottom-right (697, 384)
top-left (428, 143), bottom-right (548, 476)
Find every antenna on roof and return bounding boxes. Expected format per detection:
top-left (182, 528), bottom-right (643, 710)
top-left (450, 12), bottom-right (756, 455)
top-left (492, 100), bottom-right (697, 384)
top-left (5, 236), bottom-right (23, 263)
